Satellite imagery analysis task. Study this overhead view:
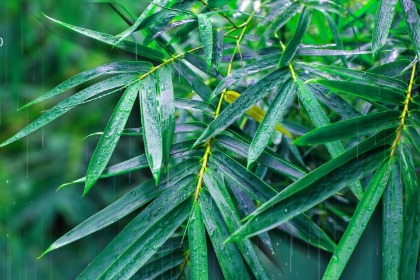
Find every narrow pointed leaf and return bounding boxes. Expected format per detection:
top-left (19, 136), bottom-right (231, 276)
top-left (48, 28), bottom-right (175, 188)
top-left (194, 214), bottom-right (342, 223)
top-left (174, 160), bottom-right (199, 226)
top-left (398, 142), bottom-right (420, 279)
top-left (21, 62), bottom-right (152, 109)
top-left (265, 2), bottom-right (302, 36)
top-left (132, 251), bottom-right (184, 280)
top-left (171, 61), bottom-right (211, 100)
top-left (174, 98), bottom-right (215, 115)
top-left (44, 14), bottom-right (164, 63)
top-left (157, 66), bottom-right (175, 168)
top-left (140, 75), bottom-right (163, 183)
top-left (248, 79), bottom-right (296, 165)
top-left (204, 170), bottom-right (271, 280)
top-left (314, 79), bottom-right (406, 105)
top-left (84, 82), bottom-right (140, 195)
top-left (294, 111), bottom-right (401, 145)
top-left (0, 74), bottom-right (138, 148)
top-left (279, 7), bottom-right (312, 66)
top-left (229, 146), bottom-right (389, 241)
top-left (324, 12), bottom-right (347, 67)
top-left (194, 68), bottom-right (290, 146)
top-left (188, 203), bottom-right (208, 280)
top-left (400, 0), bottom-right (420, 57)
top-left (372, 0), bottom-right (398, 56)
top-left (197, 14), bottom-right (213, 70)
top-left (77, 181), bottom-right (195, 279)
top-left (323, 160), bottom-right (392, 280)
top-left (199, 190), bottom-right (251, 280)
top-left (382, 158), bottom-right (403, 280)
top-left (214, 29), bottom-right (224, 70)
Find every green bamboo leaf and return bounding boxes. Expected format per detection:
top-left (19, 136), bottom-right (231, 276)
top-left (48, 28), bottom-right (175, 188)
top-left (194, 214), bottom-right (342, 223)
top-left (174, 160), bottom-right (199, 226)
top-left (188, 202), bottom-right (208, 280)
top-left (323, 12), bottom-right (347, 67)
top-left (172, 61), bottom-right (212, 100)
top-left (194, 68), bottom-right (290, 146)
top-left (406, 126), bottom-right (420, 156)
top-left (368, 59), bottom-right (411, 76)
top-left (297, 49), bottom-right (372, 56)
top-left (372, 0), bottom-right (398, 56)
top-left (265, 2), bottom-right (302, 37)
top-left (382, 158), bottom-right (403, 280)
top-left (44, 14), bottom-right (165, 63)
top-left (199, 189), bottom-right (251, 280)
top-left (214, 29), bottom-right (224, 70)
top-left (398, 141), bottom-right (420, 279)
top-left (211, 54), bottom-right (279, 99)
top-left (197, 13), bottom-right (213, 70)
top-left (0, 74), bottom-right (138, 148)
top-left (323, 159), bottom-right (392, 280)
top-left (311, 64), bottom-right (407, 91)
top-left (294, 111), bottom-right (401, 146)
top-left (20, 61), bottom-right (152, 110)
top-left (400, 0), bottom-right (420, 57)
top-left (216, 134), bottom-right (306, 179)
top-left (279, 7), bottom-right (312, 66)
top-left (115, 0), bottom-right (159, 43)
top-left (228, 146), bottom-right (389, 242)
top-left (140, 75), bottom-right (163, 184)
top-left (42, 169), bottom-right (197, 257)
top-left (203, 170), bottom-right (271, 280)
top-left (314, 79), bottom-right (405, 105)
top-left (84, 81), bottom-right (140, 195)
top-left (156, 66), bottom-right (175, 168)
top-left (209, 151), bottom-right (277, 203)
top-left (77, 181), bottom-right (195, 279)
top-left (174, 98), bottom-right (215, 115)
top-left (297, 80), bottom-right (363, 199)
top-left (248, 78), bottom-right (296, 166)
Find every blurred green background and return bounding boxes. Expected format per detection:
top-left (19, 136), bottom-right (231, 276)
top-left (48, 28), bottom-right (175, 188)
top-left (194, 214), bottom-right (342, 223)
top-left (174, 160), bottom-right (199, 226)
top-left (0, 1), bottom-right (391, 279)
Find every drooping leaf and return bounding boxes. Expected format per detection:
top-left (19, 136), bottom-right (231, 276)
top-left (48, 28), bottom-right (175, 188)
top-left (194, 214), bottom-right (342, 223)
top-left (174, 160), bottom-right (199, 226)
top-left (398, 141), bottom-right (420, 279)
top-left (322, 159), bottom-right (392, 280)
top-left (140, 75), bottom-right (163, 183)
top-left (400, 0), bottom-right (420, 57)
top-left (199, 189), bottom-right (251, 280)
top-left (0, 74), bottom-right (138, 148)
top-left (132, 251), bottom-right (184, 280)
top-left (382, 158), bottom-right (403, 280)
top-left (174, 98), bottom-right (215, 115)
top-left (171, 61), bottom-right (212, 100)
top-left (84, 81), bottom-right (140, 195)
top-left (188, 202), bottom-right (208, 280)
top-left (194, 68), bottom-right (290, 146)
top-left (21, 61), bottom-right (152, 109)
top-left (248, 78), bottom-right (296, 166)
top-left (156, 66), bottom-right (175, 168)
top-left (197, 13), bottom-right (213, 70)
top-left (372, 0), bottom-right (398, 56)
top-left (294, 111), bottom-right (401, 146)
top-left (265, 2), bottom-right (303, 37)
top-left (77, 181), bottom-right (195, 279)
top-left (323, 12), bottom-right (347, 66)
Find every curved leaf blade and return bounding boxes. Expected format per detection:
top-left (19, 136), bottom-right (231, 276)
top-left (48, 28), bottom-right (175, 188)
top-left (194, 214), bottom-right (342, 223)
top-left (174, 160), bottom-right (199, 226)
top-left (372, 0), bottom-right (398, 56)
top-left (197, 14), bottom-right (213, 70)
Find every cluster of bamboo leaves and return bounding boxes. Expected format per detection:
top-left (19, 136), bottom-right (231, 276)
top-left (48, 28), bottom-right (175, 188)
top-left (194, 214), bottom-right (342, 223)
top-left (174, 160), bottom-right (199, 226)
top-left (3, 0), bottom-right (420, 279)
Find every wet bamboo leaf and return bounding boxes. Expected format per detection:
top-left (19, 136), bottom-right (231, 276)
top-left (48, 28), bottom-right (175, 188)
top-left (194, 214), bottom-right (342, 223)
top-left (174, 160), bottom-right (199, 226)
top-left (279, 7), bottom-right (312, 66)
top-left (0, 74), bottom-right (138, 148)
top-left (174, 98), bottom-right (215, 115)
top-left (157, 66), bottom-right (175, 168)
top-left (323, 159), bottom-right (392, 280)
top-left (194, 68), bottom-right (290, 146)
top-left (400, 0), bottom-right (420, 57)
top-left (248, 79), bottom-right (296, 166)
top-left (372, 0), bottom-right (398, 56)
top-left (265, 2), bottom-right (302, 36)
top-left (188, 202), bottom-right (208, 280)
top-left (197, 13), bottom-right (213, 70)
top-left (294, 111), bottom-right (401, 145)
top-left (140, 75), bottom-right (163, 183)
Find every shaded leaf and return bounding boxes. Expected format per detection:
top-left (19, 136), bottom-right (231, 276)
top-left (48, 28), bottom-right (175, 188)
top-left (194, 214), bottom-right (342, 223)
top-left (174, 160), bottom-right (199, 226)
top-left (372, 0), bottom-right (398, 56)
top-left (188, 202), bottom-right (208, 280)
top-left (400, 0), bottom-right (420, 57)
top-left (197, 13), bottom-right (213, 70)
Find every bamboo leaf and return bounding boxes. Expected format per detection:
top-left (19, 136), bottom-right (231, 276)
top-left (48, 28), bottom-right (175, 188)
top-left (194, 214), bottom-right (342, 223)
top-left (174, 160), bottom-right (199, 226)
top-left (156, 66), bottom-right (175, 168)
top-left (400, 0), bottom-right (420, 57)
top-left (372, 0), bottom-right (398, 56)
top-left (265, 2), bottom-right (302, 36)
top-left (140, 75), bottom-right (163, 184)
top-left (294, 111), bottom-right (401, 146)
top-left (248, 78), bottom-right (296, 166)
top-left (382, 158), bottom-right (403, 280)
top-left (279, 7), bottom-right (312, 66)
top-left (0, 74), bottom-right (138, 148)
top-left (194, 68), bottom-right (290, 146)
top-left (188, 202), bottom-right (209, 280)
top-left (323, 159), bottom-right (392, 280)
top-left (197, 13), bottom-right (213, 70)
top-left (21, 61), bottom-right (152, 109)
top-left (84, 81), bottom-right (140, 195)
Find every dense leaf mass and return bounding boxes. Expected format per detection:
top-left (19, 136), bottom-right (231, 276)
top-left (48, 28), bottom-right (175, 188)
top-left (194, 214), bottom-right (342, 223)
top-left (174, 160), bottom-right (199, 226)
top-left (3, 0), bottom-right (420, 279)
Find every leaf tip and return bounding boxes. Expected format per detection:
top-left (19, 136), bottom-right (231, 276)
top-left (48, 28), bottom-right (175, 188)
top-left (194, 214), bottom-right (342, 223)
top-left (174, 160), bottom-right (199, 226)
top-left (37, 246), bottom-right (53, 259)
